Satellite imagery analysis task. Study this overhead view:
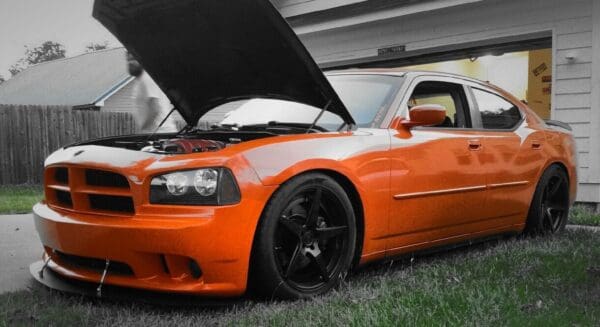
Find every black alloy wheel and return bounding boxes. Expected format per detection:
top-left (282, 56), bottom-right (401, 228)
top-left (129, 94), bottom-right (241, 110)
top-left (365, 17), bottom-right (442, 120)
top-left (249, 173), bottom-right (357, 299)
top-left (526, 165), bottom-right (570, 235)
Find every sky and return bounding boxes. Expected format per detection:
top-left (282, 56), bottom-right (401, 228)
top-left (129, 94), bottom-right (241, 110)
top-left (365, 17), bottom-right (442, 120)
top-left (0, 0), bottom-right (121, 79)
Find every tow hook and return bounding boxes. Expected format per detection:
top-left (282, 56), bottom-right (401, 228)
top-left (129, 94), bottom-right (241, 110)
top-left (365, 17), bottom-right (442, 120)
top-left (38, 256), bottom-right (51, 279)
top-left (96, 259), bottom-right (111, 298)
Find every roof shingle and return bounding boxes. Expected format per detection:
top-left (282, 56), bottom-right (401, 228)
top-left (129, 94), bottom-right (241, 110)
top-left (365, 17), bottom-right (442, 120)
top-left (0, 47), bottom-right (129, 106)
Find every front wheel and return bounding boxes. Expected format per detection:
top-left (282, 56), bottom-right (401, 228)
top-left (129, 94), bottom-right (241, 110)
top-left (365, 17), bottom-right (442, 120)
top-left (249, 173), bottom-right (357, 299)
top-left (525, 165), bottom-right (570, 235)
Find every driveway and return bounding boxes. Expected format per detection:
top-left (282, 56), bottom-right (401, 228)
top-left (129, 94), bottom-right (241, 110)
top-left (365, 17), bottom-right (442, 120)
top-left (0, 214), bottom-right (41, 293)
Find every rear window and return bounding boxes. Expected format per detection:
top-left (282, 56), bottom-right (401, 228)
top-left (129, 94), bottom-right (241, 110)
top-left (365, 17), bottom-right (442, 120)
top-left (472, 88), bottom-right (521, 129)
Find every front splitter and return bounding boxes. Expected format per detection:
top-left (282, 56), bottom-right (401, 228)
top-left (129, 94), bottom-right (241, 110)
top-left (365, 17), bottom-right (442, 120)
top-left (29, 261), bottom-right (244, 306)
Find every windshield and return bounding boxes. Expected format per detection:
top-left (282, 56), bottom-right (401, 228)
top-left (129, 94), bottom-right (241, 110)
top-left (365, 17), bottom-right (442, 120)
top-left (200, 74), bottom-right (404, 130)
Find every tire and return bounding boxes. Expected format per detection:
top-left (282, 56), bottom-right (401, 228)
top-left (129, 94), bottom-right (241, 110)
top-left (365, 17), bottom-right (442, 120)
top-left (249, 173), bottom-right (357, 299)
top-left (525, 165), bottom-right (570, 235)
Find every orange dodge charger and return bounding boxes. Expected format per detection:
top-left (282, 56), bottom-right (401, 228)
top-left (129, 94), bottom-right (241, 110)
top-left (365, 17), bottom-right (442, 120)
top-left (31, 0), bottom-right (577, 299)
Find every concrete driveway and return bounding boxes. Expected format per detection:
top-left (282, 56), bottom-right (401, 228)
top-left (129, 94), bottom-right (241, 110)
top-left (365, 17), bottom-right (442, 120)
top-left (0, 214), bottom-right (41, 293)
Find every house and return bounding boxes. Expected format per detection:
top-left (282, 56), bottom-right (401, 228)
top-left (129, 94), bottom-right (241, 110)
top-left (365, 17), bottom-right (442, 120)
top-left (2, 0), bottom-right (598, 205)
top-left (0, 48), bottom-right (135, 112)
top-left (0, 47), bottom-right (238, 124)
top-left (275, 0), bottom-right (600, 206)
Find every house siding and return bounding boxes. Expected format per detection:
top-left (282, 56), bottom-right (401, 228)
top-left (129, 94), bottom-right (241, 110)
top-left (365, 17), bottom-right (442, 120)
top-left (285, 0), bottom-right (599, 202)
top-left (102, 81), bottom-right (136, 114)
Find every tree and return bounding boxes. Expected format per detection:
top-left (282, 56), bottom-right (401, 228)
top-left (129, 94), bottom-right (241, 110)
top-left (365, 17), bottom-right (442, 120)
top-left (85, 41), bottom-right (109, 53)
top-left (9, 41), bottom-right (66, 76)
top-left (0, 75), bottom-right (5, 84)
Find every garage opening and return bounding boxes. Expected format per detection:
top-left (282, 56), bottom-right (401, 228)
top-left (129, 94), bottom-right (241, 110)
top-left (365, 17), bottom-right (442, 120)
top-left (400, 48), bottom-right (552, 120)
top-left (329, 36), bottom-right (553, 120)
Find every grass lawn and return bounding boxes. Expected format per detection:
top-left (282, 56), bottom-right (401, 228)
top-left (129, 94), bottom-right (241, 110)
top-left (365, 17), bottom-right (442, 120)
top-left (570, 205), bottom-right (600, 226)
top-left (1, 229), bottom-right (599, 326)
top-left (0, 185), bottom-right (43, 214)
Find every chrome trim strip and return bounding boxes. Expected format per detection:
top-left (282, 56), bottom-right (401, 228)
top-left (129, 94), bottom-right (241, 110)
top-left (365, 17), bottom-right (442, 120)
top-left (393, 185), bottom-right (487, 200)
top-left (393, 180), bottom-right (530, 200)
top-left (488, 181), bottom-right (529, 189)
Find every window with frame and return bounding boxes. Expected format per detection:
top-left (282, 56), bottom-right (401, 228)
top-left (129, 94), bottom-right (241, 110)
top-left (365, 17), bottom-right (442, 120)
top-left (407, 81), bottom-right (470, 128)
top-left (472, 88), bottom-right (521, 129)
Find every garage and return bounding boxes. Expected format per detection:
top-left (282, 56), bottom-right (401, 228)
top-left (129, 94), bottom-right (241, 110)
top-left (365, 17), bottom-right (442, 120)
top-left (276, 0), bottom-right (600, 205)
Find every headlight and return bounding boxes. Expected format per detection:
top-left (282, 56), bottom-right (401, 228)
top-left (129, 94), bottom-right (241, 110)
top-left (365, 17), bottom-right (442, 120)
top-left (165, 172), bottom-right (189, 196)
top-left (150, 168), bottom-right (240, 205)
top-left (193, 169), bottom-right (218, 196)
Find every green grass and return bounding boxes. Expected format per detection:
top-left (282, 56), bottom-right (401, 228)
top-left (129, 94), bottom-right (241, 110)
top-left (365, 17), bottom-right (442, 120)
top-left (0, 185), bottom-right (43, 214)
top-left (569, 205), bottom-right (600, 226)
top-left (1, 230), bottom-right (599, 326)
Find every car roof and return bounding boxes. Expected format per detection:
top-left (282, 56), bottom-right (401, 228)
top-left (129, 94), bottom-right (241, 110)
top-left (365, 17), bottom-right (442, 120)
top-left (325, 69), bottom-right (492, 88)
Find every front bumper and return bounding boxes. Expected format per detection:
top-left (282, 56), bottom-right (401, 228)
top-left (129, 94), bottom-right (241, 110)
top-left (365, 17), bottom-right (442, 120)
top-left (32, 199), bottom-right (268, 297)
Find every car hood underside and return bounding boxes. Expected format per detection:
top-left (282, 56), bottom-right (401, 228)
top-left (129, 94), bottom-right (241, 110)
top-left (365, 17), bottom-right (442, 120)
top-left (92, 0), bottom-right (354, 126)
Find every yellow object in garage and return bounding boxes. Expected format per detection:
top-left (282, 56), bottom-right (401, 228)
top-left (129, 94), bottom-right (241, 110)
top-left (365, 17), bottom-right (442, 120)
top-left (526, 48), bottom-right (552, 119)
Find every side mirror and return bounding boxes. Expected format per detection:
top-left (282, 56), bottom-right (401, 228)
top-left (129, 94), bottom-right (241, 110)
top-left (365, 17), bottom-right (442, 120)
top-left (401, 104), bottom-right (447, 128)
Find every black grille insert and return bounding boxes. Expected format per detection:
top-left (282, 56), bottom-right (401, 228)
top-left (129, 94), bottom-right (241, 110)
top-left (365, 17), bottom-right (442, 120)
top-left (89, 194), bottom-right (134, 214)
top-left (55, 251), bottom-right (133, 276)
top-left (54, 167), bottom-right (68, 184)
top-left (85, 169), bottom-right (129, 188)
top-left (55, 190), bottom-right (72, 207)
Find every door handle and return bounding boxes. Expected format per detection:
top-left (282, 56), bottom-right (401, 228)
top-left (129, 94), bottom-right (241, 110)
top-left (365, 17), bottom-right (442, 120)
top-left (531, 140), bottom-right (542, 150)
top-left (468, 139), bottom-right (482, 151)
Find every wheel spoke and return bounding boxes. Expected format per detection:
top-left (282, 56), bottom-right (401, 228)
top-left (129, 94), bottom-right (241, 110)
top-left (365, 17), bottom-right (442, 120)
top-left (549, 209), bottom-right (563, 232)
top-left (285, 243), bottom-right (304, 278)
top-left (308, 253), bottom-right (329, 281)
top-left (544, 207), bottom-right (563, 232)
top-left (306, 186), bottom-right (322, 227)
top-left (279, 215), bottom-right (304, 237)
top-left (316, 225), bottom-right (347, 240)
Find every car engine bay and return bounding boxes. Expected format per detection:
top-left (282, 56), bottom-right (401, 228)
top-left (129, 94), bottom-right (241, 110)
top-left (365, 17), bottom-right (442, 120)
top-left (70, 130), bottom-right (280, 154)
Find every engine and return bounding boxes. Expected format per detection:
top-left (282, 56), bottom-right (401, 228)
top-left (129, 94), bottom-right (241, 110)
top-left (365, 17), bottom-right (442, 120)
top-left (142, 138), bottom-right (227, 154)
top-left (73, 130), bottom-right (275, 153)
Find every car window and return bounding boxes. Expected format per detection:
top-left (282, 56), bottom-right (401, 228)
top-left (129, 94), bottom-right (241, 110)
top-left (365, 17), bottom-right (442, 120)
top-left (407, 81), bottom-right (469, 128)
top-left (198, 75), bottom-right (404, 130)
top-left (327, 75), bottom-right (404, 128)
top-left (219, 98), bottom-right (344, 130)
top-left (472, 88), bottom-right (521, 129)
top-left (411, 93), bottom-right (458, 126)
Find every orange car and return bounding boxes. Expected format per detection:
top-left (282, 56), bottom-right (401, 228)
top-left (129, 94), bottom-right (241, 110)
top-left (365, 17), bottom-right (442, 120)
top-left (31, 0), bottom-right (577, 299)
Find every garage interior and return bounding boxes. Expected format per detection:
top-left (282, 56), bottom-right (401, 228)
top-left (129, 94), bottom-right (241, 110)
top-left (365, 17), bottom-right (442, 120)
top-left (330, 37), bottom-right (554, 120)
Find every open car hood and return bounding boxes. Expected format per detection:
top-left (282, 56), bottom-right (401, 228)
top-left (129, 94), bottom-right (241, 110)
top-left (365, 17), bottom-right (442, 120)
top-left (93, 0), bottom-right (354, 126)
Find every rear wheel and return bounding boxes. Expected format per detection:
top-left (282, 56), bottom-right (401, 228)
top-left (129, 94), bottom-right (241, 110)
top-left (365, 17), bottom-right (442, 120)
top-left (249, 173), bottom-right (356, 299)
top-left (525, 165), bottom-right (570, 235)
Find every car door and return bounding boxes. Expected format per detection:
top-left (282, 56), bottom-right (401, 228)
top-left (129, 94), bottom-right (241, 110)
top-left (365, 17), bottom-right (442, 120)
top-left (468, 86), bottom-right (544, 226)
top-left (387, 76), bottom-right (488, 254)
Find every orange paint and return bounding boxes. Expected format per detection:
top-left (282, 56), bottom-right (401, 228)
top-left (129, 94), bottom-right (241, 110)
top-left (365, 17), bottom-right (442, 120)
top-left (33, 71), bottom-right (577, 296)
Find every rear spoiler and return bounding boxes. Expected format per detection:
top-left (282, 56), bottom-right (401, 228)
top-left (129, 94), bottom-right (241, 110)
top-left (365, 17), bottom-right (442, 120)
top-left (545, 120), bottom-right (572, 131)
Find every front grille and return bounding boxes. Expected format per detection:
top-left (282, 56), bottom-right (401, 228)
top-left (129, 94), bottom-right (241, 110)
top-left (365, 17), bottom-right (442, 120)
top-left (89, 194), bottom-right (134, 213)
top-left (54, 167), bottom-right (68, 184)
top-left (45, 166), bottom-right (135, 215)
top-left (55, 190), bottom-right (72, 207)
top-left (55, 251), bottom-right (134, 276)
top-left (85, 169), bottom-right (129, 188)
